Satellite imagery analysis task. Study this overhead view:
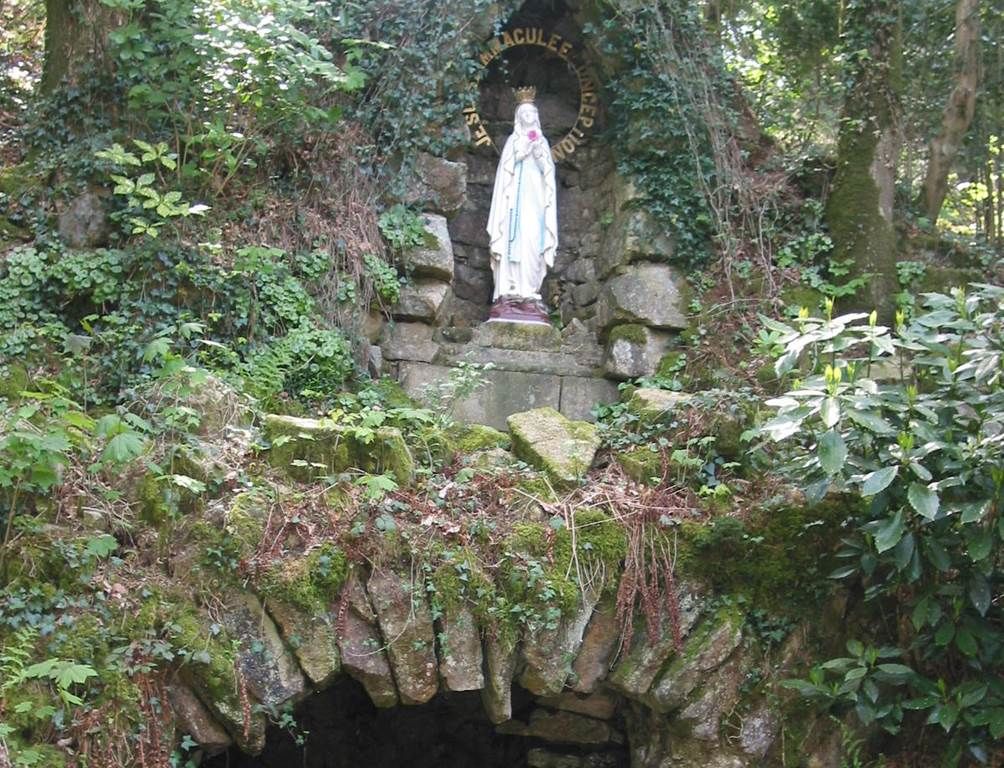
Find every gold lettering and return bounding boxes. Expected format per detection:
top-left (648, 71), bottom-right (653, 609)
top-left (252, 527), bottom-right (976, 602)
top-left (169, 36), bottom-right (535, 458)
top-left (530, 27), bottom-right (545, 45)
top-left (502, 31), bottom-right (515, 48)
top-left (571, 128), bottom-right (585, 139)
top-left (513, 28), bottom-right (525, 45)
top-left (465, 110), bottom-right (479, 126)
top-left (558, 41), bottom-right (573, 58)
top-left (560, 137), bottom-right (576, 154)
top-left (582, 92), bottom-right (598, 105)
top-left (547, 33), bottom-right (561, 52)
top-left (551, 144), bottom-right (565, 162)
top-left (480, 51), bottom-right (492, 66)
top-left (580, 103), bottom-right (597, 116)
top-left (579, 116), bottom-right (594, 129)
top-left (475, 134), bottom-right (493, 147)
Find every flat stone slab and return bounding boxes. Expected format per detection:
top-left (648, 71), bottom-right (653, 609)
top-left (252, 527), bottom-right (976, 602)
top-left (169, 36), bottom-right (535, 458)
top-left (626, 389), bottom-right (692, 422)
top-left (474, 321), bottom-right (562, 351)
top-left (400, 362), bottom-right (562, 430)
top-left (498, 709), bottom-right (620, 746)
top-left (508, 407), bottom-right (600, 485)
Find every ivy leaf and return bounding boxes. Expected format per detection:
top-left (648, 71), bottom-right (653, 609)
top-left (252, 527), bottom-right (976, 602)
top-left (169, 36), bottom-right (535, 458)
top-left (861, 465), bottom-right (898, 496)
top-left (818, 430), bottom-right (847, 475)
top-left (907, 483), bottom-right (939, 520)
top-left (874, 509), bottom-right (905, 553)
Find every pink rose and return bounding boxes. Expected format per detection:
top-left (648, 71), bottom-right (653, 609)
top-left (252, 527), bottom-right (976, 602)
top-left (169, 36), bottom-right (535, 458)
top-left (528, 130), bottom-right (539, 141)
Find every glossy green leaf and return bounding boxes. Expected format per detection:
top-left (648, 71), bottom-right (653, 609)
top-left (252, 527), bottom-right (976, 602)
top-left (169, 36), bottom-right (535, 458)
top-left (818, 430), bottom-right (847, 475)
top-left (907, 482), bottom-right (939, 520)
top-left (861, 465), bottom-right (898, 496)
top-left (874, 510), bottom-right (905, 553)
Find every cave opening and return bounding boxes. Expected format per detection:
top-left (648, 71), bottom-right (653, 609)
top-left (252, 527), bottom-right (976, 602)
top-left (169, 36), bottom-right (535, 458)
top-left (203, 675), bottom-right (629, 768)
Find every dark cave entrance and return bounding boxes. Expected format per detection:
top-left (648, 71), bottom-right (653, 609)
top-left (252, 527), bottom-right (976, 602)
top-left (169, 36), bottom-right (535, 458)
top-left (204, 676), bottom-right (628, 768)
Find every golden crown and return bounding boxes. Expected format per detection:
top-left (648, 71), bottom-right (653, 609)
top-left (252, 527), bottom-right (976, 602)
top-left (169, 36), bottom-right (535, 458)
top-left (514, 86), bottom-right (537, 105)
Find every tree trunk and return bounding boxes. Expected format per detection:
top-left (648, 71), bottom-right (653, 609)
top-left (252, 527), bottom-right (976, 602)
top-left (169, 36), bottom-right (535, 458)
top-left (41, 0), bottom-right (118, 93)
top-left (826, 0), bottom-right (902, 318)
top-left (920, 0), bottom-right (982, 223)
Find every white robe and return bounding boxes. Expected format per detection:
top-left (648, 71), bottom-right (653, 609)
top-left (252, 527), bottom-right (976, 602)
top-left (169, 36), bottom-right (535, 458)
top-left (487, 128), bottom-right (558, 302)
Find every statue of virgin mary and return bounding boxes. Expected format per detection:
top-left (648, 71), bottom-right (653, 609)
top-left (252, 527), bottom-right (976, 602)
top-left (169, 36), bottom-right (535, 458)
top-left (486, 88), bottom-right (558, 323)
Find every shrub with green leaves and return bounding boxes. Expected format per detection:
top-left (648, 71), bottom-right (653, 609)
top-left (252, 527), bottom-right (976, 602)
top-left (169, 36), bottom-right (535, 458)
top-left (760, 288), bottom-right (1003, 761)
top-left (242, 322), bottom-right (354, 406)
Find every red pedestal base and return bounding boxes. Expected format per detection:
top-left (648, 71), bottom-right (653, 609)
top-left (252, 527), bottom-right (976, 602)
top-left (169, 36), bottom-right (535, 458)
top-left (487, 297), bottom-right (551, 325)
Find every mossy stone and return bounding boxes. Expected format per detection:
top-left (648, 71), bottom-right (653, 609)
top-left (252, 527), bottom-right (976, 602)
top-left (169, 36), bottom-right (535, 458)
top-left (625, 388), bottom-right (691, 423)
top-left (263, 414), bottom-right (415, 485)
top-left (615, 446), bottom-right (664, 485)
top-left (608, 323), bottom-right (649, 346)
top-left (450, 423), bottom-right (512, 454)
top-left (507, 407), bottom-right (600, 486)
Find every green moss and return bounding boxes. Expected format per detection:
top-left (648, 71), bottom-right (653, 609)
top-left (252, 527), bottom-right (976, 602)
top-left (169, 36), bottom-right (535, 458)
top-left (225, 490), bottom-right (268, 557)
top-left (609, 323), bottom-right (649, 346)
top-left (656, 351), bottom-right (685, 379)
top-left (170, 606), bottom-right (240, 704)
top-left (916, 265), bottom-right (979, 293)
top-left (257, 542), bottom-right (348, 612)
top-left (449, 423), bottom-right (511, 454)
top-left (136, 472), bottom-right (174, 526)
top-left (676, 495), bottom-right (854, 612)
top-left (263, 414), bottom-right (414, 484)
top-left (780, 285), bottom-right (826, 315)
top-left (615, 446), bottom-right (664, 485)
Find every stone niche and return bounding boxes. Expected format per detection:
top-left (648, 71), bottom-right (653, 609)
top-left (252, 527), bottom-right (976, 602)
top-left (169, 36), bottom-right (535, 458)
top-left (380, 0), bottom-right (689, 429)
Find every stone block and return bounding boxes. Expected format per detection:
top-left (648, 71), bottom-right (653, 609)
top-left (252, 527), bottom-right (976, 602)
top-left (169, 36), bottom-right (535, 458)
top-left (537, 690), bottom-right (618, 721)
top-left (399, 362), bottom-right (562, 431)
top-left (603, 325), bottom-right (673, 381)
top-left (497, 709), bottom-right (620, 746)
top-left (368, 568), bottom-right (438, 705)
top-left (508, 407), bottom-right (600, 485)
top-left (608, 584), bottom-right (703, 699)
top-left (482, 636), bottom-right (517, 724)
top-left (596, 209), bottom-right (674, 279)
top-left (407, 213), bottom-right (454, 281)
top-left (648, 611), bottom-right (743, 712)
top-left (739, 704), bottom-right (780, 759)
top-left (221, 591), bottom-right (306, 709)
top-left (380, 322), bottom-right (440, 363)
top-left (596, 263), bottom-right (689, 331)
top-left (438, 606), bottom-right (484, 692)
top-left (571, 598), bottom-right (620, 694)
top-left (474, 321), bottom-right (562, 351)
top-left (393, 279), bottom-right (451, 324)
top-left (453, 261), bottom-right (493, 304)
top-left (564, 258), bottom-right (597, 284)
top-left (337, 575), bottom-right (398, 708)
top-left (265, 599), bottom-right (341, 687)
top-left (520, 588), bottom-right (601, 696)
top-left (448, 208), bottom-right (490, 248)
top-left (263, 415), bottom-right (414, 485)
top-left (572, 282), bottom-right (600, 307)
top-left (166, 684), bottom-right (232, 756)
top-left (399, 152), bottom-right (467, 217)
top-left (625, 389), bottom-right (692, 423)
top-left (559, 377), bottom-right (619, 423)
top-left (58, 190), bottom-right (110, 248)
